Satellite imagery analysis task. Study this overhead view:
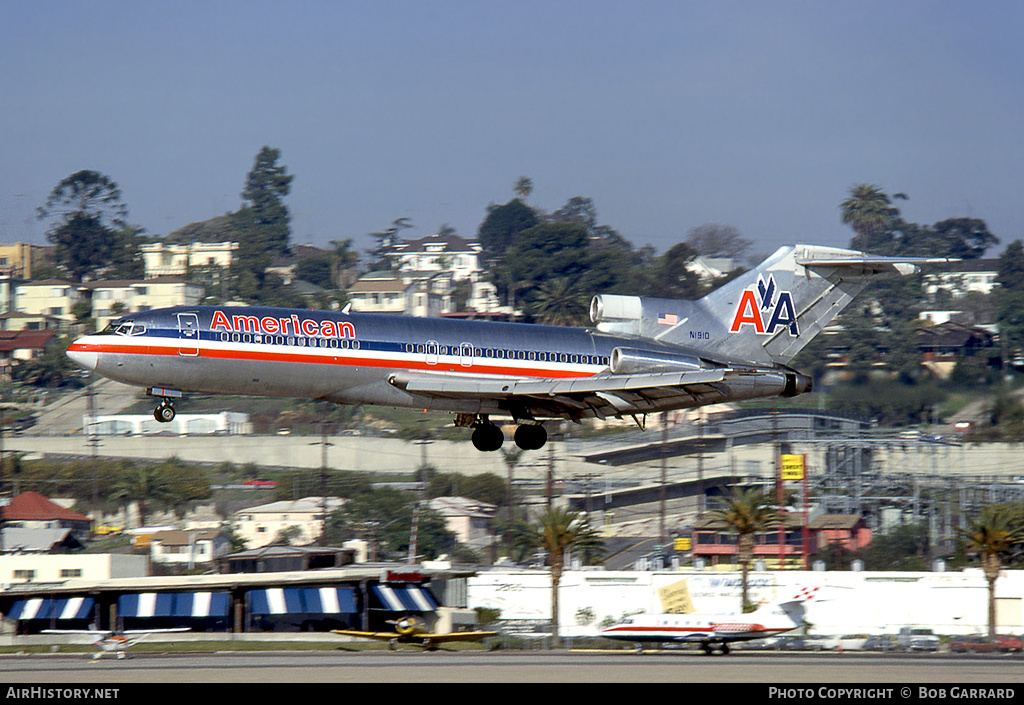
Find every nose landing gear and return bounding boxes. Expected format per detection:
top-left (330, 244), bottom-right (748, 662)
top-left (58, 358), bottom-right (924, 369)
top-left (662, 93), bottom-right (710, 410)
top-left (153, 400), bottom-right (175, 423)
top-left (148, 387), bottom-right (182, 424)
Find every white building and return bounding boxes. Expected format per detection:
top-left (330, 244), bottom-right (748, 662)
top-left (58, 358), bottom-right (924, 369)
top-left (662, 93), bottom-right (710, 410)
top-left (232, 497), bottom-right (345, 550)
top-left (467, 567), bottom-right (1024, 639)
top-left (140, 241), bottom-right (237, 279)
top-left (923, 259), bottom-right (1000, 300)
top-left (87, 277), bottom-right (204, 329)
top-left (428, 497), bottom-right (497, 553)
top-left (13, 280), bottom-right (81, 326)
top-left (84, 412), bottom-right (251, 437)
top-left (149, 529), bottom-right (232, 568)
top-left (0, 554), bottom-right (147, 584)
top-left (349, 233), bottom-right (502, 316)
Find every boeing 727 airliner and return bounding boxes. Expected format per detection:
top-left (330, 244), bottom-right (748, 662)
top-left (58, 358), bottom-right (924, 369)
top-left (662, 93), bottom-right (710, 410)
top-left (66, 245), bottom-right (933, 451)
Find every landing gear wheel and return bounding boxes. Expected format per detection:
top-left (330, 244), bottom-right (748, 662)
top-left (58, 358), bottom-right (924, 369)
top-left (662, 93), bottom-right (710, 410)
top-left (471, 423), bottom-right (504, 451)
top-left (154, 402), bottom-right (175, 423)
top-left (514, 424), bottom-right (547, 450)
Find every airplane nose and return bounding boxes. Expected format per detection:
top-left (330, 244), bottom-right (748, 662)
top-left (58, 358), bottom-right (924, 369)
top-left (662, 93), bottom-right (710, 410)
top-left (66, 340), bottom-right (99, 371)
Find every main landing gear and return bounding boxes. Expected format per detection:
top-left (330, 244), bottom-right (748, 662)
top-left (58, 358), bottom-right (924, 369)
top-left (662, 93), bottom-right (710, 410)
top-left (461, 415), bottom-right (548, 452)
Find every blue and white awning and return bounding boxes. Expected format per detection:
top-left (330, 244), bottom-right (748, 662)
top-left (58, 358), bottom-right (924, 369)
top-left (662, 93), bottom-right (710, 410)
top-left (248, 587), bottom-right (357, 616)
top-left (118, 592), bottom-right (230, 618)
top-left (6, 597), bottom-right (94, 621)
top-left (370, 584), bottom-right (439, 612)
top-left (7, 597), bottom-right (93, 621)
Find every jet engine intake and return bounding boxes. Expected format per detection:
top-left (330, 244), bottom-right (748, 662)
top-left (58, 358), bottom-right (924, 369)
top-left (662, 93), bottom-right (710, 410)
top-left (610, 347), bottom-right (704, 375)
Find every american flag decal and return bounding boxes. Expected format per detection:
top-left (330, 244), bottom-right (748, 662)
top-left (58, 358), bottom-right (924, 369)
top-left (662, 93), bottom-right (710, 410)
top-left (658, 313), bottom-right (678, 326)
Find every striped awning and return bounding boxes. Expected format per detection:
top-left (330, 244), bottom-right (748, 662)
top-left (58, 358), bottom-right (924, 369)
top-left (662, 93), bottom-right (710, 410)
top-left (6, 597), bottom-right (94, 621)
top-left (118, 592), bottom-right (230, 618)
top-left (370, 584), bottom-right (439, 612)
top-left (248, 587), bottom-right (357, 616)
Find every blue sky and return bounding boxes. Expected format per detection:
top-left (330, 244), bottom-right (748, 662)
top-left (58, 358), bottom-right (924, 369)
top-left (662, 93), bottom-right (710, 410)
top-left (2, 0), bottom-right (1023, 263)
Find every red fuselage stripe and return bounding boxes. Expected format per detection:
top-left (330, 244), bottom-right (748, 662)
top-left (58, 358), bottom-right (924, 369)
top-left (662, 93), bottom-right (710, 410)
top-left (68, 340), bottom-right (599, 380)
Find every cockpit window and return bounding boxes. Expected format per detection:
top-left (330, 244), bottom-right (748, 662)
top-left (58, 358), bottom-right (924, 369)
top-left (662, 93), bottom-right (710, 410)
top-left (106, 321), bottom-right (147, 336)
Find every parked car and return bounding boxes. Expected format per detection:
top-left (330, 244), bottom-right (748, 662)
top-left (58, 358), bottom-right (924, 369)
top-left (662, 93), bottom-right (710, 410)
top-left (837, 634), bottom-right (870, 651)
top-left (953, 635), bottom-right (1024, 653)
top-left (995, 635), bottom-right (1024, 653)
top-left (951, 636), bottom-right (999, 653)
top-left (897, 627), bottom-right (940, 652)
top-left (804, 635), bottom-right (840, 651)
top-left (864, 634), bottom-right (898, 652)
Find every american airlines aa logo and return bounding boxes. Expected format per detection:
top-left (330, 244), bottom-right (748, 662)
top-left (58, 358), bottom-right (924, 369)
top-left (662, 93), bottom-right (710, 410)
top-left (729, 274), bottom-right (799, 336)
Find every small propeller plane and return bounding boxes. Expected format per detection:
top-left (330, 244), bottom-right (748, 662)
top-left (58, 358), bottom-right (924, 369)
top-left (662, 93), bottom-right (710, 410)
top-left (600, 586), bottom-right (822, 655)
top-left (66, 244), bottom-right (943, 451)
top-left (43, 626), bottom-right (190, 659)
top-left (334, 615), bottom-right (498, 651)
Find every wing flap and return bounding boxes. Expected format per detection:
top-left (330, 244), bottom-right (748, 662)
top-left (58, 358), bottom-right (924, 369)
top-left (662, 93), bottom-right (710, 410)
top-left (389, 369), bottom-right (725, 399)
top-left (388, 369), bottom-right (728, 419)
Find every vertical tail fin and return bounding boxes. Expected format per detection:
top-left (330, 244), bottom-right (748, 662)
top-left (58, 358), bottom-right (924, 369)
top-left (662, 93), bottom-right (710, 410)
top-left (592, 245), bottom-right (939, 366)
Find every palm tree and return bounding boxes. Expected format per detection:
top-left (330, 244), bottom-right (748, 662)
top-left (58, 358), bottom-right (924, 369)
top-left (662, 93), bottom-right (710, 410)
top-left (958, 506), bottom-right (1024, 641)
top-left (708, 487), bottom-right (782, 613)
top-left (840, 184), bottom-right (901, 252)
top-left (529, 277), bottom-right (590, 326)
top-left (514, 176), bottom-right (533, 201)
top-left (516, 506), bottom-right (604, 646)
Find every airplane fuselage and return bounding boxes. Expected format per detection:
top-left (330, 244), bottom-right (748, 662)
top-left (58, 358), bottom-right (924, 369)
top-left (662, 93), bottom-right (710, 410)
top-left (68, 304), bottom-right (799, 426)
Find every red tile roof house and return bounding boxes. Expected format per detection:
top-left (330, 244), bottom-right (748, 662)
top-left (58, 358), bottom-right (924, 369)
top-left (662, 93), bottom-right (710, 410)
top-left (1, 491), bottom-right (93, 537)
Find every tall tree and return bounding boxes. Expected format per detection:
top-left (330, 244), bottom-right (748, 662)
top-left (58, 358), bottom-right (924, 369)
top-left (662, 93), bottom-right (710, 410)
top-left (708, 487), bottom-right (782, 612)
top-left (685, 223), bottom-right (752, 260)
top-left (996, 240), bottom-right (1024, 362)
top-left (958, 506), bottom-right (1024, 641)
top-left (840, 184), bottom-right (901, 252)
top-left (366, 217), bottom-right (413, 271)
top-left (515, 506), bottom-right (603, 647)
top-left (514, 176), bottom-right (533, 200)
top-left (530, 277), bottom-right (591, 326)
top-left (232, 146), bottom-right (294, 298)
top-left (37, 170), bottom-right (129, 282)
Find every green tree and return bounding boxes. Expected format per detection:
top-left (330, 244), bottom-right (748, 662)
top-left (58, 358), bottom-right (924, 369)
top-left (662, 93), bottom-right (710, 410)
top-left (997, 240), bottom-right (1024, 361)
top-left (477, 198), bottom-right (539, 306)
top-left (685, 223), bottom-right (752, 260)
top-left (324, 486), bottom-right (455, 560)
top-left (109, 464), bottom-right (175, 527)
top-left (840, 184), bottom-right (902, 252)
top-left (958, 506), bottom-right (1024, 641)
top-left (366, 217), bottom-right (412, 271)
top-left (530, 277), bottom-right (590, 326)
top-left (37, 170), bottom-right (129, 282)
top-left (515, 506), bottom-right (603, 647)
top-left (647, 242), bottom-right (702, 299)
top-left (857, 521), bottom-right (931, 571)
top-left (707, 487), bottom-right (782, 612)
top-left (514, 176), bottom-right (533, 200)
top-left (231, 146), bottom-right (294, 300)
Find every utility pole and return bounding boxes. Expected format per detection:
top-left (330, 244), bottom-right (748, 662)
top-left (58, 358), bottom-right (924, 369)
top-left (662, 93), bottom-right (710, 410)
top-left (659, 412), bottom-right (667, 554)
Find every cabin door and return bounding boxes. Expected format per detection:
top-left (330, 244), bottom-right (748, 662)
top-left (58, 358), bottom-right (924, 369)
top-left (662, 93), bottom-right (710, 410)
top-left (177, 313), bottom-right (200, 356)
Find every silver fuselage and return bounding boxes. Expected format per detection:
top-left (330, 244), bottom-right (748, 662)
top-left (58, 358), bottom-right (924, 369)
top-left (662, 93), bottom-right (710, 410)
top-left (67, 304), bottom-right (796, 420)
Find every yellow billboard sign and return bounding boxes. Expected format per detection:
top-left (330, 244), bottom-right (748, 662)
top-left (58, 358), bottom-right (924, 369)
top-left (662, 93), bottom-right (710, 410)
top-left (781, 454), bottom-right (805, 481)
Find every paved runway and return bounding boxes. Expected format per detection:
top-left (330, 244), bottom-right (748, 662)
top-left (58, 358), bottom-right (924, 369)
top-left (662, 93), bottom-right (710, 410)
top-left (2, 650), bottom-right (1021, 685)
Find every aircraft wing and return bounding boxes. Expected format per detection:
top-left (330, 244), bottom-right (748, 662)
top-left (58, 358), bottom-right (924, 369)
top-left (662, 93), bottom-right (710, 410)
top-left (333, 630), bottom-right (405, 642)
top-left (416, 630), bottom-right (499, 643)
top-left (388, 369), bottom-right (728, 420)
top-left (332, 629), bottom-right (498, 644)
